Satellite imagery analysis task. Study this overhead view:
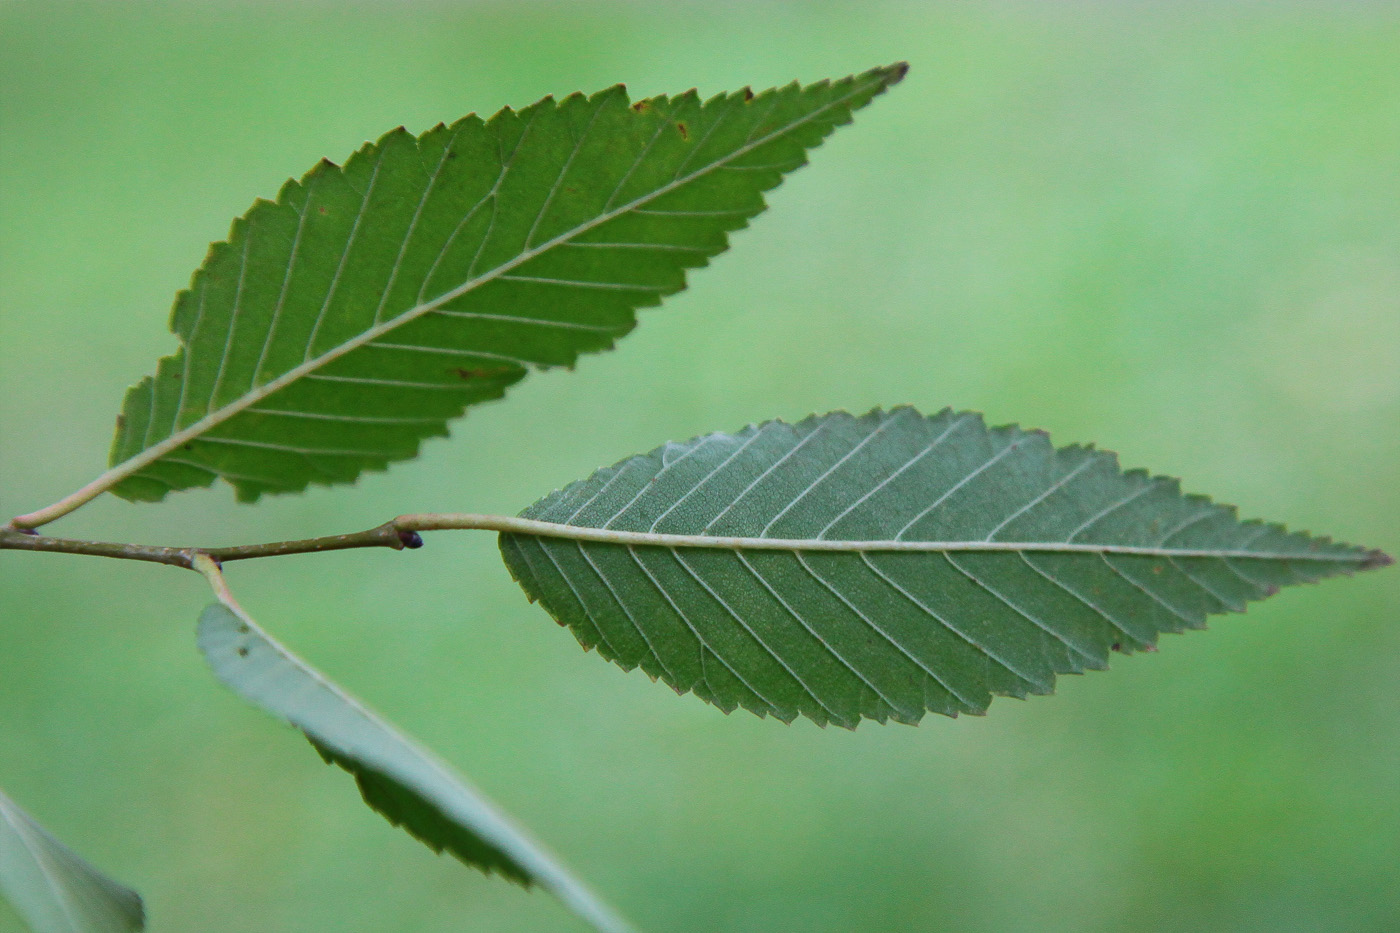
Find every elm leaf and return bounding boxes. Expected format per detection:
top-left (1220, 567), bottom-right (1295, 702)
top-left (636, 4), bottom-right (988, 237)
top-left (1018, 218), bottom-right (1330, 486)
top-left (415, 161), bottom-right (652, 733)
top-left (500, 407), bottom-right (1389, 727)
top-left (198, 603), bottom-right (633, 933)
top-left (105, 65), bottom-right (906, 504)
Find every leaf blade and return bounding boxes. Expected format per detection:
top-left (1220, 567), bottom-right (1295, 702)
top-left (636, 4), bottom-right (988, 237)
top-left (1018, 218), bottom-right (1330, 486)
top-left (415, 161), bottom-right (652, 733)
top-left (197, 602), bottom-right (633, 933)
top-left (0, 788), bottom-right (145, 933)
top-left (500, 408), bottom-right (1386, 727)
top-left (106, 65), bottom-right (907, 504)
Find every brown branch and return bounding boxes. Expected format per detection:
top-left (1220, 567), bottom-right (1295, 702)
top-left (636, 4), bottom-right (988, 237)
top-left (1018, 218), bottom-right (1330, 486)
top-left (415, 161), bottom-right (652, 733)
top-left (0, 521), bottom-right (422, 570)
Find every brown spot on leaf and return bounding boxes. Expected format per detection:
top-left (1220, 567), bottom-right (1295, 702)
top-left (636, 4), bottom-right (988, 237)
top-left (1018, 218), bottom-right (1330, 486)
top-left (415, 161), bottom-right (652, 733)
top-left (1110, 642), bottom-right (1123, 652)
top-left (115, 415), bottom-right (126, 430)
top-left (317, 206), bottom-right (328, 215)
top-left (452, 366), bottom-right (514, 380)
top-left (676, 121), bottom-right (689, 140)
top-left (632, 100), bottom-right (649, 113)
top-left (236, 646), bottom-right (250, 658)
top-left (743, 87), bottom-right (754, 101)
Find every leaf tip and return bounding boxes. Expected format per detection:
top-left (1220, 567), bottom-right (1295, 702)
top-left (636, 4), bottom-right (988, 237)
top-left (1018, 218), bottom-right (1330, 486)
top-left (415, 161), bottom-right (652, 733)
top-left (1362, 548), bottom-right (1394, 571)
top-left (885, 61), bottom-right (910, 85)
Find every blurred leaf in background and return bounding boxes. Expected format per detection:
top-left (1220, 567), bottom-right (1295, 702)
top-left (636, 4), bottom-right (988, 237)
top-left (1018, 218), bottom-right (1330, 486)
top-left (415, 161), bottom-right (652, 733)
top-left (1, 2), bottom-right (1397, 932)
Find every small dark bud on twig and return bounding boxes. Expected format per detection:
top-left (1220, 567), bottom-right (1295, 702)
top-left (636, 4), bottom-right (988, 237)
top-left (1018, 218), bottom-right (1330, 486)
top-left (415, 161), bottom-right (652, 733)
top-left (398, 530), bottom-right (424, 549)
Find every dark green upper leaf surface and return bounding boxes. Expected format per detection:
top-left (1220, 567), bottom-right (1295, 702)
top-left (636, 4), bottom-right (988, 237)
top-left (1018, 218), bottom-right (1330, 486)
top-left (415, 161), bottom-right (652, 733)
top-left (0, 787), bottom-right (145, 933)
top-left (500, 408), bottom-right (1387, 728)
top-left (109, 64), bottom-right (906, 503)
top-left (198, 603), bottom-right (631, 933)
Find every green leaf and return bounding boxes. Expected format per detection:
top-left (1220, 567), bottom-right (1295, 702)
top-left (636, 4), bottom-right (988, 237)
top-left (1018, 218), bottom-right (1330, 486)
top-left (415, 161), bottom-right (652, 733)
top-left (500, 408), bottom-right (1389, 728)
top-left (107, 64), bottom-right (906, 504)
top-left (197, 602), bottom-right (633, 933)
top-left (0, 787), bottom-right (144, 933)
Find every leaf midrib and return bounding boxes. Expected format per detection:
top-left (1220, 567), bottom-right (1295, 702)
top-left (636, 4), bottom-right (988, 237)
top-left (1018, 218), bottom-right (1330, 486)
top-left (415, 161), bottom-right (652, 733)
top-left (463, 515), bottom-right (1361, 562)
top-left (101, 73), bottom-right (891, 494)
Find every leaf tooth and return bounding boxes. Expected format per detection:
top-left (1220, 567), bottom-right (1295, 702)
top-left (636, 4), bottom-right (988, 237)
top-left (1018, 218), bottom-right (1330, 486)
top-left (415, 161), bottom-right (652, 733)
top-left (596, 83), bottom-right (628, 104)
top-left (483, 104), bottom-right (515, 129)
top-left (368, 125), bottom-right (412, 152)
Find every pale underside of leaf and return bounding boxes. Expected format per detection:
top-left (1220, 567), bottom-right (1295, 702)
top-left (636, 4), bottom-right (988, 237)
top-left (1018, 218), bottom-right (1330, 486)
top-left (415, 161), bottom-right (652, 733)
top-left (0, 788), bottom-right (144, 933)
top-left (500, 408), bottom-right (1383, 728)
top-left (104, 64), bottom-right (907, 504)
top-left (196, 603), bottom-right (632, 933)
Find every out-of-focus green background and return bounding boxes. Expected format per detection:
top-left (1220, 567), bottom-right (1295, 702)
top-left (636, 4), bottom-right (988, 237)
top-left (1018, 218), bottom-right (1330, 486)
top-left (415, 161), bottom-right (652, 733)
top-left (2, 2), bottom-right (1398, 931)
